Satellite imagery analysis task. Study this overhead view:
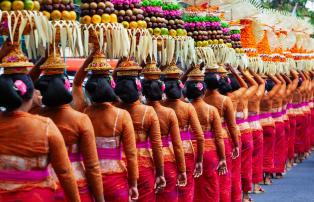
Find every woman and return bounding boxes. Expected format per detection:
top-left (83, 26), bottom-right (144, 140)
top-left (203, 70), bottom-right (240, 202)
top-left (0, 45), bottom-right (80, 202)
top-left (114, 58), bottom-right (165, 202)
top-left (260, 75), bottom-right (281, 184)
top-left (247, 69), bottom-right (265, 194)
top-left (141, 60), bottom-right (187, 202)
top-left (162, 63), bottom-right (204, 202)
top-left (72, 51), bottom-right (139, 202)
top-left (32, 52), bottom-right (104, 202)
top-left (184, 65), bottom-right (227, 202)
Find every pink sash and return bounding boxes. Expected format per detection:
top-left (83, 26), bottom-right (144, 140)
top-left (247, 115), bottom-right (260, 122)
top-left (137, 141), bottom-right (151, 149)
top-left (161, 136), bottom-right (170, 147)
top-left (0, 169), bottom-right (49, 181)
top-left (236, 119), bottom-right (247, 124)
top-left (272, 112), bottom-right (283, 118)
top-left (259, 113), bottom-right (271, 119)
top-left (180, 131), bottom-right (191, 141)
top-left (68, 152), bottom-right (83, 162)
top-left (204, 131), bottom-right (214, 139)
top-left (97, 147), bottom-right (122, 160)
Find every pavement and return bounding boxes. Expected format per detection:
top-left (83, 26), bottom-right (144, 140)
top-left (251, 154), bottom-right (314, 202)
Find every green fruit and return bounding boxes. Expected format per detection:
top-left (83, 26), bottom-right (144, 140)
top-left (24, 0), bottom-right (34, 10)
top-left (161, 28), bottom-right (168, 36)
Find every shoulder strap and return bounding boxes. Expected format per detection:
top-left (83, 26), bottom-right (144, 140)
top-left (113, 109), bottom-right (121, 137)
top-left (141, 106), bottom-right (148, 129)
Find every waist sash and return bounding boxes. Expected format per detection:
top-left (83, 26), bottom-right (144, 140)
top-left (161, 136), bottom-right (170, 147)
top-left (137, 141), bottom-right (151, 149)
top-left (247, 115), bottom-right (260, 122)
top-left (0, 169), bottom-right (49, 181)
top-left (204, 131), bottom-right (213, 139)
top-left (68, 152), bottom-right (83, 162)
top-left (271, 112), bottom-right (282, 118)
top-left (180, 131), bottom-right (191, 141)
top-left (236, 119), bottom-right (247, 124)
top-left (97, 147), bottom-right (122, 160)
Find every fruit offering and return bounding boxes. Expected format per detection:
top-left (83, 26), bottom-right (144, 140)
top-left (0, 0), bottom-right (40, 11)
top-left (111, 0), bottom-right (146, 29)
top-left (162, 2), bottom-right (186, 37)
top-left (230, 28), bottom-right (242, 52)
top-left (141, 0), bottom-right (166, 35)
top-left (40, 0), bottom-right (76, 21)
top-left (80, 0), bottom-right (116, 24)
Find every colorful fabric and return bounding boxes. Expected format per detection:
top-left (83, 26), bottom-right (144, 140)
top-left (178, 153), bottom-right (195, 202)
top-left (305, 113), bottom-right (311, 152)
top-left (0, 188), bottom-right (55, 202)
top-left (138, 166), bottom-right (156, 202)
top-left (102, 172), bottom-right (129, 202)
top-left (273, 121), bottom-right (286, 173)
top-left (252, 129), bottom-right (263, 184)
top-left (54, 187), bottom-right (93, 202)
top-left (194, 150), bottom-right (219, 202)
top-left (311, 109), bottom-right (314, 146)
top-left (284, 119), bottom-right (290, 163)
top-left (219, 138), bottom-right (232, 202)
top-left (241, 132), bottom-right (253, 192)
top-left (156, 161), bottom-right (178, 202)
top-left (295, 114), bottom-right (306, 154)
top-left (231, 140), bottom-right (241, 202)
top-left (288, 116), bottom-right (296, 160)
top-left (262, 125), bottom-right (276, 172)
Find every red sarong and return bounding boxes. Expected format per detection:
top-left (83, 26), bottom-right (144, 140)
top-left (102, 172), bottom-right (129, 202)
top-left (178, 153), bottom-right (195, 202)
top-left (55, 187), bottom-right (93, 202)
top-left (305, 112), bottom-right (311, 152)
top-left (194, 150), bottom-right (219, 202)
top-left (157, 161), bottom-right (178, 202)
top-left (273, 121), bottom-right (286, 173)
top-left (0, 188), bottom-right (55, 202)
top-left (288, 115), bottom-right (296, 160)
top-left (219, 138), bottom-right (232, 202)
top-left (295, 114), bottom-right (306, 154)
top-left (138, 166), bottom-right (156, 202)
top-left (241, 132), bottom-right (253, 192)
top-left (311, 109), bottom-right (314, 146)
top-left (252, 129), bottom-right (263, 184)
top-left (231, 139), bottom-right (241, 202)
top-left (262, 125), bottom-right (276, 172)
top-left (284, 119), bottom-right (290, 163)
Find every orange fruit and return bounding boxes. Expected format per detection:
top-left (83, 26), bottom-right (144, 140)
top-left (109, 14), bottom-right (117, 23)
top-left (50, 10), bottom-right (62, 21)
top-left (101, 13), bottom-right (110, 23)
top-left (68, 11), bottom-right (77, 21)
top-left (92, 14), bottom-right (101, 24)
top-left (129, 21), bottom-right (138, 29)
top-left (82, 15), bottom-right (91, 24)
top-left (42, 11), bottom-right (50, 20)
top-left (61, 11), bottom-right (70, 20)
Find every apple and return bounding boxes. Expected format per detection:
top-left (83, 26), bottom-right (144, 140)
top-left (50, 10), bottom-right (62, 20)
top-left (12, 1), bottom-right (24, 10)
top-left (169, 29), bottom-right (177, 37)
top-left (161, 28), bottom-right (168, 36)
top-left (129, 21), bottom-right (138, 29)
top-left (92, 14), bottom-right (101, 24)
top-left (24, 0), bottom-right (34, 10)
top-left (0, 1), bottom-right (11, 11)
top-left (109, 14), bottom-right (117, 23)
top-left (82, 15), bottom-right (91, 24)
top-left (148, 28), bottom-right (153, 35)
top-left (101, 13), bottom-right (110, 23)
top-left (122, 21), bottom-right (129, 29)
top-left (153, 28), bottom-right (161, 36)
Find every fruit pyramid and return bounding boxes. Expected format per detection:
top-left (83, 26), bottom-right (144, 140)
top-left (111, 0), bottom-right (146, 29)
top-left (141, 0), bottom-right (166, 35)
top-left (230, 28), bottom-right (243, 53)
top-left (39, 0), bottom-right (76, 21)
top-left (80, 0), bottom-right (116, 24)
top-left (184, 14), bottom-right (211, 47)
top-left (0, 0), bottom-right (40, 11)
top-left (162, 1), bottom-right (186, 37)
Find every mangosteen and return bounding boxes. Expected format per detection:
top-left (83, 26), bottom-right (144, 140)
top-left (118, 16), bottom-right (124, 22)
top-left (46, 4), bottom-right (53, 12)
top-left (137, 14), bottom-right (144, 20)
top-left (135, 3), bottom-right (141, 8)
top-left (97, 9), bottom-right (104, 15)
top-left (148, 22), bottom-right (152, 27)
top-left (90, 9), bottom-right (96, 15)
top-left (152, 22), bottom-right (157, 27)
top-left (124, 16), bottom-right (130, 21)
top-left (104, 7), bottom-right (111, 14)
top-left (130, 15), bottom-right (136, 21)
top-left (59, 4), bottom-right (66, 11)
top-left (130, 3), bottom-right (134, 9)
top-left (124, 4), bottom-right (130, 10)
top-left (115, 4), bottom-right (123, 10)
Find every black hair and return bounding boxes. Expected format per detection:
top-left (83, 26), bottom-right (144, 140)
top-left (35, 74), bottom-right (72, 107)
top-left (85, 74), bottom-right (116, 103)
top-left (185, 80), bottom-right (206, 100)
top-left (204, 73), bottom-right (222, 90)
top-left (298, 77), bottom-right (303, 87)
top-left (0, 74), bottom-right (34, 111)
top-left (164, 78), bottom-right (182, 100)
top-left (219, 76), bottom-right (233, 95)
top-left (115, 76), bottom-right (140, 104)
top-left (229, 74), bottom-right (241, 91)
top-left (265, 79), bottom-right (275, 92)
top-left (142, 79), bottom-right (163, 101)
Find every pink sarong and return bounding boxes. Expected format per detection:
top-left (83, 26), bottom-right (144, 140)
top-left (311, 108), bottom-right (314, 146)
top-left (55, 187), bottom-right (93, 202)
top-left (241, 132), bottom-right (253, 193)
top-left (288, 115), bottom-right (296, 160)
top-left (284, 119), bottom-right (290, 163)
top-left (178, 153), bottom-right (195, 202)
top-left (102, 172), bottom-right (129, 202)
top-left (273, 121), bottom-right (286, 173)
top-left (295, 114), bottom-right (306, 154)
top-left (157, 161), bottom-right (178, 202)
top-left (252, 129), bottom-right (263, 184)
top-left (231, 139), bottom-right (241, 202)
top-left (262, 125), bottom-right (276, 172)
top-left (194, 150), bottom-right (219, 202)
top-left (138, 166), bottom-right (156, 202)
top-left (305, 112), bottom-right (311, 152)
top-left (0, 188), bottom-right (55, 202)
top-left (219, 138), bottom-right (232, 202)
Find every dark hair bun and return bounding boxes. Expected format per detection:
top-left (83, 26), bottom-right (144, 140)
top-left (0, 74), bottom-right (34, 111)
top-left (35, 74), bottom-right (72, 107)
top-left (164, 79), bottom-right (182, 100)
top-left (265, 79), bottom-right (275, 91)
top-left (219, 77), bottom-right (233, 95)
top-left (185, 80), bottom-right (206, 100)
top-left (204, 73), bottom-right (221, 90)
top-left (142, 80), bottom-right (163, 101)
top-left (85, 74), bottom-right (116, 103)
top-left (115, 76), bottom-right (140, 104)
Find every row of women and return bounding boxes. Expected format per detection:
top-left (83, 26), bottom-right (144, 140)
top-left (0, 43), bottom-right (313, 202)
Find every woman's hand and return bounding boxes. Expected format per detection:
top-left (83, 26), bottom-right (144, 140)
top-left (232, 146), bottom-right (240, 159)
top-left (193, 161), bottom-right (203, 178)
top-left (176, 172), bottom-right (187, 187)
top-left (154, 175), bottom-right (166, 194)
top-left (217, 159), bottom-right (228, 175)
top-left (128, 186), bottom-right (139, 202)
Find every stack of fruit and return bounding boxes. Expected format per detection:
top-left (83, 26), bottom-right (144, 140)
top-left (140, 0), bottom-right (166, 35)
top-left (111, 0), bottom-right (146, 29)
top-left (39, 0), bottom-right (76, 21)
top-left (183, 14), bottom-right (209, 47)
top-left (162, 2), bottom-right (186, 37)
top-left (0, 0), bottom-right (40, 11)
top-left (80, 0), bottom-right (117, 24)
top-left (230, 28), bottom-right (242, 52)
top-left (221, 21), bottom-right (232, 46)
